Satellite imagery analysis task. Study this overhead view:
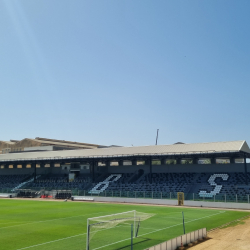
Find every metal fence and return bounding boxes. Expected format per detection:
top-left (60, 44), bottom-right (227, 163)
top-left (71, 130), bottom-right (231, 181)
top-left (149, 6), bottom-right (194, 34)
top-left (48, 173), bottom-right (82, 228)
top-left (80, 190), bottom-right (250, 204)
top-left (1, 188), bottom-right (250, 204)
top-left (145, 228), bottom-right (207, 250)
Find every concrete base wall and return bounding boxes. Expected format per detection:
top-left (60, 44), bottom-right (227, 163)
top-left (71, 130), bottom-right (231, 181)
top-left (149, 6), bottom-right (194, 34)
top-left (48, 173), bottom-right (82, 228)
top-left (89, 196), bottom-right (250, 210)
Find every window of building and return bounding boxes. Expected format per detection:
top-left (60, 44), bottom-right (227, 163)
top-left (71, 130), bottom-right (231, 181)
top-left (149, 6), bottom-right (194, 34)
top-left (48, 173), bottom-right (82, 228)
top-left (152, 159), bottom-right (161, 165)
top-left (17, 165), bottom-right (22, 168)
top-left (98, 162), bottom-right (106, 166)
top-left (80, 164), bottom-right (90, 169)
top-left (216, 159), bottom-right (230, 164)
top-left (235, 158), bottom-right (244, 164)
top-left (198, 159), bottom-right (211, 164)
top-left (137, 160), bottom-right (145, 165)
top-left (165, 159), bottom-right (176, 165)
top-left (123, 160), bottom-right (132, 166)
top-left (110, 161), bottom-right (119, 166)
top-left (181, 159), bottom-right (193, 164)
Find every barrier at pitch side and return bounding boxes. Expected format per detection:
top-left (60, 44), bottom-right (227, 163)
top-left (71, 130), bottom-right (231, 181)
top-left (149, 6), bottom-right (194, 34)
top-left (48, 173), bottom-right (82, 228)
top-left (72, 196), bottom-right (94, 201)
top-left (145, 228), bottom-right (207, 250)
top-left (0, 193), bottom-right (15, 198)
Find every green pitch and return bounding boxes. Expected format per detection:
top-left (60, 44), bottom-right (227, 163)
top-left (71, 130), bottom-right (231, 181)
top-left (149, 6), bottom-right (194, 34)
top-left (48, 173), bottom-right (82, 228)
top-left (0, 199), bottom-right (249, 250)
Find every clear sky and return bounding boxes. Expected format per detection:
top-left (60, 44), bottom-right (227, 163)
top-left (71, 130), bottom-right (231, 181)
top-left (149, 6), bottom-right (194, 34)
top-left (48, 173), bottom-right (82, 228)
top-left (1, 0), bottom-right (250, 146)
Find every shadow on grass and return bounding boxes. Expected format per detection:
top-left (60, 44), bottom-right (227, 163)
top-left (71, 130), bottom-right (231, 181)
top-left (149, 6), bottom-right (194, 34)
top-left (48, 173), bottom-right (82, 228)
top-left (115, 237), bottom-right (151, 250)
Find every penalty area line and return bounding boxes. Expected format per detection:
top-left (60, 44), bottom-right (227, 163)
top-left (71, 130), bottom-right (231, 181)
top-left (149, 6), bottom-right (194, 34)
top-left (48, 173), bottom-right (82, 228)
top-left (16, 211), bottom-right (225, 250)
top-left (15, 233), bottom-right (86, 250)
top-left (1, 211), bottom-right (106, 230)
top-left (92, 211), bottom-right (225, 250)
top-left (15, 225), bottom-right (124, 250)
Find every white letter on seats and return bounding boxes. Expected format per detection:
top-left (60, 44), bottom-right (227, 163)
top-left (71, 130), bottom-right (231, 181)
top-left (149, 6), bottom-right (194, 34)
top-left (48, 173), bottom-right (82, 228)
top-left (199, 174), bottom-right (229, 198)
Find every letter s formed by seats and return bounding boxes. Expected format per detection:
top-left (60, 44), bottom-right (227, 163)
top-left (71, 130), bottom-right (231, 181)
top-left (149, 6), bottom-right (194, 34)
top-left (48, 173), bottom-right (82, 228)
top-left (199, 174), bottom-right (229, 198)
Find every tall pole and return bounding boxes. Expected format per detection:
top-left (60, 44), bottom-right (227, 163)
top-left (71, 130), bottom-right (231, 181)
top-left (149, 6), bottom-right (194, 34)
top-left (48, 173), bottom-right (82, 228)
top-left (182, 211), bottom-right (185, 234)
top-left (87, 221), bottom-right (90, 250)
top-left (155, 129), bottom-right (159, 145)
top-left (131, 223), bottom-right (133, 250)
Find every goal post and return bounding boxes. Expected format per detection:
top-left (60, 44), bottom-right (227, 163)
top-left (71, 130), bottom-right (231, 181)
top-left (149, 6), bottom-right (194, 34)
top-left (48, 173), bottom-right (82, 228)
top-left (86, 210), bottom-right (153, 250)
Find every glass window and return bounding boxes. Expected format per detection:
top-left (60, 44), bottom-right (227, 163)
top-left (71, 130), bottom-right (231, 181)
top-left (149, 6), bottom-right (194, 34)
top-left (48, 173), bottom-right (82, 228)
top-left (181, 159), bottom-right (193, 164)
top-left (110, 161), bottom-right (119, 166)
top-left (216, 159), bottom-right (230, 164)
top-left (198, 159), bottom-right (211, 164)
top-left (137, 160), bottom-right (145, 165)
top-left (152, 159), bottom-right (161, 165)
top-left (235, 158), bottom-right (244, 163)
top-left (123, 160), bottom-right (132, 166)
top-left (165, 159), bottom-right (176, 165)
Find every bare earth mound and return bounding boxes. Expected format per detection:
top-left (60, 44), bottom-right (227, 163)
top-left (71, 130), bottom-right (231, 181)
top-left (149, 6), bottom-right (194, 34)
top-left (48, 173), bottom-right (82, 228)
top-left (191, 217), bottom-right (250, 250)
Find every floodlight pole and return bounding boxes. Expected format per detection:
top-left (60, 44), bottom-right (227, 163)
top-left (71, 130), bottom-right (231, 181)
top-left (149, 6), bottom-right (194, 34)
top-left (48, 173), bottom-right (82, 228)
top-left (182, 211), bottom-right (185, 234)
top-left (155, 129), bottom-right (159, 145)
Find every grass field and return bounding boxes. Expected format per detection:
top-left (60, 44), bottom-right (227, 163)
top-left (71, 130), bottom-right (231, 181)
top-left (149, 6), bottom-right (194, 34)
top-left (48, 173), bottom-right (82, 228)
top-left (0, 199), bottom-right (249, 250)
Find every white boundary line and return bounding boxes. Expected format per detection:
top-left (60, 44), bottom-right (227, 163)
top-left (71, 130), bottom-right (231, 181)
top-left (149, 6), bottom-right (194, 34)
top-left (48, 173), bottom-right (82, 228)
top-left (92, 211), bottom-right (225, 250)
top-left (15, 211), bottom-right (225, 250)
top-left (15, 225), bottom-right (125, 250)
top-left (16, 233), bottom-right (86, 250)
top-left (0, 212), bottom-right (106, 230)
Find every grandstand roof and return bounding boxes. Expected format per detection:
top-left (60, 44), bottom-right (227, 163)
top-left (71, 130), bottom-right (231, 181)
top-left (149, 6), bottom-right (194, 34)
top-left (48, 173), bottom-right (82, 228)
top-left (32, 137), bottom-right (100, 148)
top-left (0, 140), bottom-right (249, 163)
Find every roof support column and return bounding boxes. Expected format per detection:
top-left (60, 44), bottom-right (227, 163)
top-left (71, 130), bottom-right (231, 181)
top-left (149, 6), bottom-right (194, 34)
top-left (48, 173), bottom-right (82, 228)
top-left (193, 158), bottom-right (198, 164)
top-left (244, 154), bottom-right (248, 185)
top-left (149, 157), bottom-right (152, 184)
top-left (132, 159), bottom-right (137, 166)
top-left (32, 163), bottom-right (36, 182)
top-left (211, 158), bottom-right (216, 164)
top-left (91, 161), bottom-right (95, 182)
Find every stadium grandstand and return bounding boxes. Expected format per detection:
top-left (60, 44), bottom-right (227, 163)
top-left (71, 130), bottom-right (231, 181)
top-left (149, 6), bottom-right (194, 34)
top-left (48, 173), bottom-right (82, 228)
top-left (0, 137), bottom-right (107, 154)
top-left (0, 140), bottom-right (250, 203)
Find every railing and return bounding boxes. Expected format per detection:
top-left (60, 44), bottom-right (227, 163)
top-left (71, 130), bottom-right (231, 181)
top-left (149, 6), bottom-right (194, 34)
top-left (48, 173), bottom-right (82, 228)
top-left (1, 188), bottom-right (250, 204)
top-left (145, 228), bottom-right (207, 250)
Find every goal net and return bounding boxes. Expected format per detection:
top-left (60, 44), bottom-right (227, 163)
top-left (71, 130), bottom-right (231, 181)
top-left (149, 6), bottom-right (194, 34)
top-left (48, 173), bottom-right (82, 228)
top-left (86, 210), bottom-right (154, 250)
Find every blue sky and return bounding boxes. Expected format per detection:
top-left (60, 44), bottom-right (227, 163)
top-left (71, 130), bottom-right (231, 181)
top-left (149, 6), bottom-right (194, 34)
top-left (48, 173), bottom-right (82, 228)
top-left (1, 0), bottom-right (250, 146)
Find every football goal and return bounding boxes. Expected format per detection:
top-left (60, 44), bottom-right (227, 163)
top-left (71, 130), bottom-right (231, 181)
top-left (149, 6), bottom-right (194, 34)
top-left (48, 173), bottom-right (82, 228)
top-left (86, 210), bottom-right (154, 250)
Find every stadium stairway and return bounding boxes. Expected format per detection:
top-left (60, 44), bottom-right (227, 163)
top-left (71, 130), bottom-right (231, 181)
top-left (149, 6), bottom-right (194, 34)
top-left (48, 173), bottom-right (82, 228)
top-left (12, 175), bottom-right (41, 192)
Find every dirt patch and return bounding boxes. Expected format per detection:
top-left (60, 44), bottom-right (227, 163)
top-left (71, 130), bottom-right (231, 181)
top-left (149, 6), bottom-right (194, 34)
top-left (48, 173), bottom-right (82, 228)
top-left (190, 217), bottom-right (250, 250)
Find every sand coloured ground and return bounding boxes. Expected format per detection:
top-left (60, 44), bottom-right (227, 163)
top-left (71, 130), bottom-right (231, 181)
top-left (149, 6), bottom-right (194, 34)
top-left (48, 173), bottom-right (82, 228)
top-left (190, 217), bottom-right (250, 250)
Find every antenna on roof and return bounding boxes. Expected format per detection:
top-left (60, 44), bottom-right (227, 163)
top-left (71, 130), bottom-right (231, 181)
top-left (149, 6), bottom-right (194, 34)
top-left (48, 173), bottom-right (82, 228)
top-left (155, 129), bottom-right (159, 145)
